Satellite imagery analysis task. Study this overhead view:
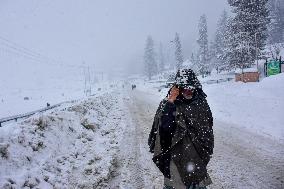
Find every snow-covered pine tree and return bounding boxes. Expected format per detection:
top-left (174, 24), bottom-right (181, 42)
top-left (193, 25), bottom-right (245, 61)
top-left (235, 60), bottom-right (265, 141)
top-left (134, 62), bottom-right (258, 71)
top-left (267, 0), bottom-right (284, 58)
top-left (197, 14), bottom-right (209, 75)
top-left (275, 0), bottom-right (284, 40)
top-left (282, 4), bottom-right (284, 43)
top-left (190, 53), bottom-right (195, 65)
top-left (281, 1), bottom-right (284, 40)
top-left (174, 33), bottom-right (184, 70)
top-left (228, 0), bottom-right (270, 69)
top-left (223, 17), bottom-right (237, 70)
top-left (209, 40), bottom-right (217, 72)
top-left (144, 36), bottom-right (157, 80)
top-left (190, 52), bottom-right (199, 73)
top-left (158, 42), bottom-right (165, 73)
top-left (213, 10), bottom-right (229, 71)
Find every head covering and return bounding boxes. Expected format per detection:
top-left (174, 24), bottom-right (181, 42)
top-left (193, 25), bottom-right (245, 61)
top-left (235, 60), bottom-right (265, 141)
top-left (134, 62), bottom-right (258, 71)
top-left (174, 69), bottom-right (202, 89)
top-left (167, 69), bottom-right (206, 102)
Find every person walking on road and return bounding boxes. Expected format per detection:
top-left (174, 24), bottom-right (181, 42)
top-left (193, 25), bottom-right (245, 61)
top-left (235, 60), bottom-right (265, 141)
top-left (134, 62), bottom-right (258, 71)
top-left (148, 69), bottom-right (214, 189)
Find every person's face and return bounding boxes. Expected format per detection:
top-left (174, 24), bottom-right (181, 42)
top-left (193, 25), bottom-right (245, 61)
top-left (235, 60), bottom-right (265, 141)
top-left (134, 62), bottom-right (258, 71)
top-left (181, 88), bottom-right (194, 99)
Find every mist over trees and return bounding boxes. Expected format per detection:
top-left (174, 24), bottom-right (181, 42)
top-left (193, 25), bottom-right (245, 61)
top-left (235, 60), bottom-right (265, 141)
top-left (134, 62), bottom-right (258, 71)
top-left (143, 33), bottom-right (185, 79)
top-left (267, 0), bottom-right (284, 58)
top-left (144, 36), bottom-right (157, 80)
top-left (211, 10), bottom-right (229, 71)
top-left (227, 0), bottom-right (270, 69)
top-left (174, 33), bottom-right (184, 70)
top-left (158, 42), bottom-right (165, 74)
top-left (197, 14), bottom-right (209, 75)
top-left (142, 0), bottom-right (283, 79)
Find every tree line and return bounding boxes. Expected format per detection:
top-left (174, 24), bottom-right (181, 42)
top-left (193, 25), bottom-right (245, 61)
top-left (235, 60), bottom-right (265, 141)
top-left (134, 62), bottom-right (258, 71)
top-left (144, 0), bottom-right (284, 80)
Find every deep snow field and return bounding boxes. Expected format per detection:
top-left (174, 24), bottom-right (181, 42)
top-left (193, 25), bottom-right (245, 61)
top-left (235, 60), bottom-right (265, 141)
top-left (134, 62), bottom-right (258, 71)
top-left (0, 61), bottom-right (110, 119)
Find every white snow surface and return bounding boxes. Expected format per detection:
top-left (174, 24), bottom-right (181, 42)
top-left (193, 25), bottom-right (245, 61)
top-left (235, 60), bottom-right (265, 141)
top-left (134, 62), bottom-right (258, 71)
top-left (0, 73), bottom-right (283, 189)
top-left (0, 91), bottom-right (127, 188)
top-left (0, 62), bottom-right (109, 118)
top-left (139, 73), bottom-right (284, 141)
top-left (204, 73), bottom-right (284, 141)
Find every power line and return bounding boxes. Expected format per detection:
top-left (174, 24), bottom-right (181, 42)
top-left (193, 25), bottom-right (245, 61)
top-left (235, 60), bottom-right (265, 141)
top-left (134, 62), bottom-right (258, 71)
top-left (0, 36), bottom-right (89, 70)
top-left (0, 43), bottom-right (51, 64)
top-left (0, 36), bottom-right (62, 66)
top-left (0, 36), bottom-right (52, 60)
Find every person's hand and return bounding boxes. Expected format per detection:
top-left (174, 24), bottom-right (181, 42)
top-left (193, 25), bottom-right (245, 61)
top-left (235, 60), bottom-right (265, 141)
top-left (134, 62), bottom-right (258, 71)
top-left (168, 86), bottom-right (179, 103)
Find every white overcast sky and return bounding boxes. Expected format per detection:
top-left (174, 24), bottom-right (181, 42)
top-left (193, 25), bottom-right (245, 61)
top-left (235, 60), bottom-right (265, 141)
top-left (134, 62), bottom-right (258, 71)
top-left (0, 0), bottom-right (229, 75)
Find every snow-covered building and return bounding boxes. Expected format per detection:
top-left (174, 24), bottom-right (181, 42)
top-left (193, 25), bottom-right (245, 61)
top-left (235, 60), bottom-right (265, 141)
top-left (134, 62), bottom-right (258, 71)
top-left (235, 68), bottom-right (260, 82)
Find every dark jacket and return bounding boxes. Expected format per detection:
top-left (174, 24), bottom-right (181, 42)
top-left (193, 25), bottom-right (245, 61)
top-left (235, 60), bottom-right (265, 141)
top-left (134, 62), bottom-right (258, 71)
top-left (148, 89), bottom-right (214, 186)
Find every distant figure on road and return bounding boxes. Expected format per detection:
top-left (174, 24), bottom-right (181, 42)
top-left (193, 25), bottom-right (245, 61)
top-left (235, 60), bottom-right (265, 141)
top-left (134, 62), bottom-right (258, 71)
top-left (148, 69), bottom-right (214, 189)
top-left (132, 84), bottom-right (136, 90)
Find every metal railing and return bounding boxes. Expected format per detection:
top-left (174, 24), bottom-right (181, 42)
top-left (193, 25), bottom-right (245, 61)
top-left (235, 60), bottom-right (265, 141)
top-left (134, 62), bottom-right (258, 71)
top-left (156, 77), bottom-right (234, 91)
top-left (202, 77), bottom-right (234, 84)
top-left (0, 100), bottom-right (77, 127)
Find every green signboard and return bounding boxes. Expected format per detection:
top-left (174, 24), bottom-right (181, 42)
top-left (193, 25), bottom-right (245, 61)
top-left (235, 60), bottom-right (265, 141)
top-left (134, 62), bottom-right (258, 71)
top-left (267, 60), bottom-right (281, 76)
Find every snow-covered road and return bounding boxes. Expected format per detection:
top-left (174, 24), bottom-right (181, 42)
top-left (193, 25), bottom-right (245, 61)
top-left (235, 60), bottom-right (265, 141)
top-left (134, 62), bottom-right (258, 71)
top-left (108, 88), bottom-right (284, 189)
top-left (107, 90), bottom-right (163, 189)
top-left (208, 120), bottom-right (284, 189)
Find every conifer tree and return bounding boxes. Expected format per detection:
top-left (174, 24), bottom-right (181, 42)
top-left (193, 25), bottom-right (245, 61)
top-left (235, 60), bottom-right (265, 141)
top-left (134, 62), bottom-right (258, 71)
top-left (190, 52), bottom-right (199, 73)
top-left (174, 33), bottom-right (184, 70)
top-left (213, 10), bottom-right (229, 71)
top-left (144, 36), bottom-right (157, 80)
top-left (228, 0), bottom-right (270, 69)
top-left (197, 14), bottom-right (209, 75)
top-left (267, 0), bottom-right (284, 58)
top-left (158, 42), bottom-right (165, 73)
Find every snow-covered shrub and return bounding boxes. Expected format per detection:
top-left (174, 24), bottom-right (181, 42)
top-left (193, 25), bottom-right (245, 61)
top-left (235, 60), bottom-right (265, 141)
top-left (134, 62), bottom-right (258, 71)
top-left (0, 143), bottom-right (9, 158)
top-left (81, 118), bottom-right (96, 131)
top-left (33, 117), bottom-right (48, 130)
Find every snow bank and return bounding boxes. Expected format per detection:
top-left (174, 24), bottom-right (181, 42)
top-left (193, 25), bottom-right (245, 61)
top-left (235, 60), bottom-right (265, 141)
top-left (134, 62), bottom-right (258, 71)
top-left (204, 73), bottom-right (284, 141)
top-left (0, 92), bottom-right (126, 189)
top-left (140, 73), bottom-right (284, 141)
top-left (0, 77), bottom-right (110, 118)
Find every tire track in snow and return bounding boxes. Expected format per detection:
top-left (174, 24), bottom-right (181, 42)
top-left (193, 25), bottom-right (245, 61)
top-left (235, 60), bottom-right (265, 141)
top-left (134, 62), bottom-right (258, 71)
top-left (207, 120), bottom-right (284, 189)
top-left (107, 90), bottom-right (163, 189)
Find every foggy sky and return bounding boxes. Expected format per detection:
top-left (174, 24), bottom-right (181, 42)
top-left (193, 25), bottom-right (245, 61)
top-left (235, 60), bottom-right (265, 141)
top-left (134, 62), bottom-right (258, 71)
top-left (0, 0), bottom-right (229, 76)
